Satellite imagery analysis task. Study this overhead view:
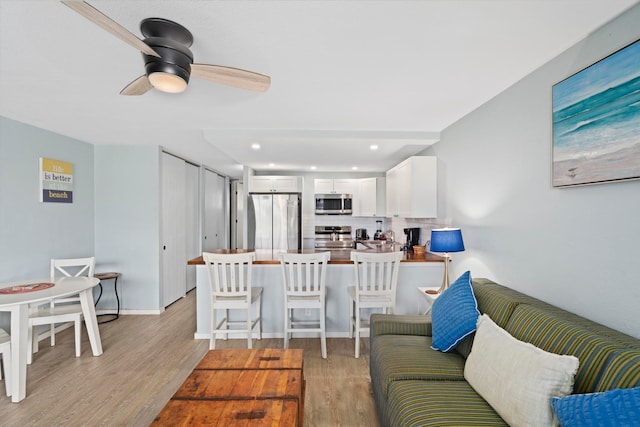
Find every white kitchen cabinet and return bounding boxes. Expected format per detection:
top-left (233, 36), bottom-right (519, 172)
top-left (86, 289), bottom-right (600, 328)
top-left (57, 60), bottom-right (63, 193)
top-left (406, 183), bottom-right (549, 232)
top-left (386, 156), bottom-right (437, 218)
top-left (249, 175), bottom-right (301, 193)
top-left (314, 178), bottom-right (357, 194)
top-left (355, 177), bottom-right (386, 217)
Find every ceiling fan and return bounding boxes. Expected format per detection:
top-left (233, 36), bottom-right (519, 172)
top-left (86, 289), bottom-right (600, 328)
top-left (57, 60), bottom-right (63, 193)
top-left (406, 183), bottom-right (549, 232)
top-left (61, 1), bottom-right (271, 95)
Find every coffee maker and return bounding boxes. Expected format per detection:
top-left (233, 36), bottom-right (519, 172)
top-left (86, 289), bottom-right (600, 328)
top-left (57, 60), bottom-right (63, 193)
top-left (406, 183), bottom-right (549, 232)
top-left (403, 227), bottom-right (420, 250)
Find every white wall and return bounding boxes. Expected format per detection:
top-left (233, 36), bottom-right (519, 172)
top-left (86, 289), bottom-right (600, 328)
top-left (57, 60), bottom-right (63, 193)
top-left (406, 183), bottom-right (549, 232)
top-left (94, 145), bottom-right (161, 312)
top-left (429, 5), bottom-right (640, 337)
top-left (0, 117), bottom-right (95, 329)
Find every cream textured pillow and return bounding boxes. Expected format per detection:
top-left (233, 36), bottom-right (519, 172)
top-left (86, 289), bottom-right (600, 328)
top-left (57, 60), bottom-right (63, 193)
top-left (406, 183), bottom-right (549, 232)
top-left (464, 314), bottom-right (579, 427)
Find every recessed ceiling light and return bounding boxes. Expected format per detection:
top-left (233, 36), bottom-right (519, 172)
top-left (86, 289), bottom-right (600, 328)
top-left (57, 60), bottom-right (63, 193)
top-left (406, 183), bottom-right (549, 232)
top-left (352, 166), bottom-right (358, 170)
top-left (310, 166), bottom-right (317, 170)
top-left (370, 144), bottom-right (378, 150)
top-left (269, 163), bottom-right (275, 167)
top-left (251, 143), bottom-right (261, 150)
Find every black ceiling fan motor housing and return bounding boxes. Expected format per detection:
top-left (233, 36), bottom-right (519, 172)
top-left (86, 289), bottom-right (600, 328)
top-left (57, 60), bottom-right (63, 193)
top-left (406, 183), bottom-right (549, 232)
top-left (140, 18), bottom-right (195, 83)
top-left (142, 37), bottom-right (194, 83)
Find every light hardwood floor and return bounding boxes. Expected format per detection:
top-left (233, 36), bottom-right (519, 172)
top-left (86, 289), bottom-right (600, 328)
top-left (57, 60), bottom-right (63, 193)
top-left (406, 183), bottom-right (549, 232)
top-left (0, 290), bottom-right (380, 427)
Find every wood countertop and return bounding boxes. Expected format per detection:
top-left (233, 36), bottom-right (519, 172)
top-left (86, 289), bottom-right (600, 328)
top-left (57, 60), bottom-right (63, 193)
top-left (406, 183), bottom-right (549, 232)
top-left (188, 249), bottom-right (445, 265)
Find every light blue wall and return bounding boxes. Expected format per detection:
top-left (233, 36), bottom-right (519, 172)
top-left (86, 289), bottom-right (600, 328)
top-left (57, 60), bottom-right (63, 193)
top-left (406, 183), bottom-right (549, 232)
top-left (94, 145), bottom-right (161, 311)
top-left (429, 5), bottom-right (640, 337)
top-left (0, 117), bottom-right (95, 280)
top-left (0, 118), bottom-right (163, 320)
top-left (0, 116), bottom-right (95, 329)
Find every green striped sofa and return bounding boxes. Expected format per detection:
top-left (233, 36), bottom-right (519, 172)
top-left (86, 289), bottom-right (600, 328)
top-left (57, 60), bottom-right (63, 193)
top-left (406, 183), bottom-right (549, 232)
top-left (369, 278), bottom-right (640, 426)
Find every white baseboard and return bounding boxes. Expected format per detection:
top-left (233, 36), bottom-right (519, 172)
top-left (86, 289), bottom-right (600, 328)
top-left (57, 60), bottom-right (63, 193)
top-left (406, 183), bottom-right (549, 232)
top-left (116, 309), bottom-right (163, 315)
top-left (193, 331), bottom-right (353, 340)
top-left (95, 308), bottom-right (163, 315)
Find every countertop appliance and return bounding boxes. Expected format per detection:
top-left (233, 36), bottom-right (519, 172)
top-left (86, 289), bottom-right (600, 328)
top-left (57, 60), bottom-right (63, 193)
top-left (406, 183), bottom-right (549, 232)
top-left (373, 220), bottom-right (385, 240)
top-left (314, 226), bottom-right (355, 250)
top-left (315, 193), bottom-right (352, 215)
top-left (403, 227), bottom-right (421, 250)
top-left (248, 193), bottom-right (301, 253)
top-left (355, 228), bottom-right (368, 240)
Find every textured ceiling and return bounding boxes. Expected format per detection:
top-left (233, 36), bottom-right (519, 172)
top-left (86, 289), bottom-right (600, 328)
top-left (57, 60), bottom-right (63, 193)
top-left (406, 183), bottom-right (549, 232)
top-left (1, 0), bottom-right (637, 178)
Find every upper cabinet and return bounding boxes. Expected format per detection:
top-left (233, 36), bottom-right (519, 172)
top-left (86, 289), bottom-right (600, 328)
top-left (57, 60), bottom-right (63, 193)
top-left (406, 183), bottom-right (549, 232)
top-left (249, 175), bottom-right (302, 193)
top-left (354, 177), bottom-right (386, 217)
top-left (314, 178), bottom-right (358, 194)
top-left (386, 156), bottom-right (437, 218)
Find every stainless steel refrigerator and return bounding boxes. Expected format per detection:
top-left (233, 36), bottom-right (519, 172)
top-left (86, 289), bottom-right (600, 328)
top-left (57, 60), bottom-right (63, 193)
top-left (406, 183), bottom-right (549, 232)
top-left (247, 193), bottom-right (302, 254)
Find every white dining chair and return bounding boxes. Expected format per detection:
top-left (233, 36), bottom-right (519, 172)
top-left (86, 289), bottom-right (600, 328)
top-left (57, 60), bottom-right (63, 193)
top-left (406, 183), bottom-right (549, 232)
top-left (0, 328), bottom-right (11, 396)
top-left (280, 251), bottom-right (331, 359)
top-left (348, 251), bottom-right (403, 358)
top-left (202, 252), bottom-right (262, 350)
top-left (27, 257), bottom-right (95, 363)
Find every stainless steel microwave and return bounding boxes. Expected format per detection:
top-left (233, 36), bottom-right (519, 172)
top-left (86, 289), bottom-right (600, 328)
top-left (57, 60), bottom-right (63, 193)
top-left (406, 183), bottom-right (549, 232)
top-left (315, 193), bottom-right (352, 215)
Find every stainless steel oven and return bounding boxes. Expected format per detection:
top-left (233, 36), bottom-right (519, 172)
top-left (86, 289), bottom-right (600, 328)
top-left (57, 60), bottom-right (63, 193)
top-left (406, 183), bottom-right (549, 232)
top-left (315, 194), bottom-right (352, 215)
top-left (314, 226), bottom-right (355, 250)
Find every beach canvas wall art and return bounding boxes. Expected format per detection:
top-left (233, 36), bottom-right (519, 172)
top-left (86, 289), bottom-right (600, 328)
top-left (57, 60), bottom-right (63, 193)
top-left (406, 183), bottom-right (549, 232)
top-left (552, 38), bottom-right (640, 187)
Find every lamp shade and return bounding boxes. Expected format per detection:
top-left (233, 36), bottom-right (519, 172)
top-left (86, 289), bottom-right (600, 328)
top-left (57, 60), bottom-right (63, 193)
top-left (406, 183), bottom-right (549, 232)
top-left (430, 228), bottom-right (465, 253)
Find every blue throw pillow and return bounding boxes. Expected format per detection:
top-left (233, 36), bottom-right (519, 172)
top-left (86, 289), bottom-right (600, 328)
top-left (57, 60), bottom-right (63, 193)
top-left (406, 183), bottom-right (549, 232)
top-left (551, 387), bottom-right (640, 427)
top-left (430, 271), bottom-right (480, 352)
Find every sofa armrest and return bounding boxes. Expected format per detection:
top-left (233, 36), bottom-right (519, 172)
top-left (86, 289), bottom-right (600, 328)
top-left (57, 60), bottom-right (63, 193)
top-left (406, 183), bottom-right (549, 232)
top-left (370, 314), bottom-right (432, 339)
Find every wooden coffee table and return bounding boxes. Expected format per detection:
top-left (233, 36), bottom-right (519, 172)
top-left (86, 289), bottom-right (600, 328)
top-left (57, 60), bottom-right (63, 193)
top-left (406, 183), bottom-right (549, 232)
top-left (152, 349), bottom-right (305, 426)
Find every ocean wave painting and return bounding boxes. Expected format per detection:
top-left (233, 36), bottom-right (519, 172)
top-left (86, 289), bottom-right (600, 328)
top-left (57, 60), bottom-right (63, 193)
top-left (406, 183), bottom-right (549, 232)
top-left (552, 38), bottom-right (640, 187)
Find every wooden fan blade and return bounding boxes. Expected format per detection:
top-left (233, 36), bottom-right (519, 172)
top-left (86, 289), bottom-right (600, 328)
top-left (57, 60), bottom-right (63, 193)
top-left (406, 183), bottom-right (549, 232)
top-left (120, 75), bottom-right (153, 96)
top-left (61, 1), bottom-right (160, 57)
top-left (191, 64), bottom-right (270, 92)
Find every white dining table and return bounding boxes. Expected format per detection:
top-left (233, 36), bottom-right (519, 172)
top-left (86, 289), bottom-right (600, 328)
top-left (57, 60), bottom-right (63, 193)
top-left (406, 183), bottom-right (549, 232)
top-left (0, 276), bottom-right (103, 402)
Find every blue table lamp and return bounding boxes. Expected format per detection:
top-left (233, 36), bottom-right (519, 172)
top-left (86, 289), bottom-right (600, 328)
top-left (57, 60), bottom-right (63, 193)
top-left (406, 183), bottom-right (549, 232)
top-left (429, 228), bottom-right (465, 293)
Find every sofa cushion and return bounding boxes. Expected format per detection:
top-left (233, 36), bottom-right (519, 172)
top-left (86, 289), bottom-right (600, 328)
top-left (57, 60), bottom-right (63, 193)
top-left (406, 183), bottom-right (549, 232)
top-left (551, 386), bottom-right (640, 427)
top-left (473, 279), bottom-right (640, 349)
top-left (453, 279), bottom-right (525, 358)
top-left (370, 334), bottom-right (465, 402)
top-left (431, 271), bottom-right (480, 352)
top-left (387, 380), bottom-right (508, 427)
top-left (595, 349), bottom-right (640, 391)
top-left (472, 279), bottom-right (523, 327)
top-left (505, 304), bottom-right (626, 394)
top-left (464, 314), bottom-right (579, 427)
top-left (370, 314), bottom-right (432, 339)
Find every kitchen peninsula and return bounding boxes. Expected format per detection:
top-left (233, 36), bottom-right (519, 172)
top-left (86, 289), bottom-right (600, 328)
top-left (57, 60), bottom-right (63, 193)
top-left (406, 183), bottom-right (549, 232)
top-left (188, 249), bottom-right (445, 340)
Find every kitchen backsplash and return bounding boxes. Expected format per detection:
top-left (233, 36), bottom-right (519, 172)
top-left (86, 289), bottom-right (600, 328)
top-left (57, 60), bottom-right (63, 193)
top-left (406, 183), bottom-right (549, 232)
top-left (389, 217), bottom-right (452, 248)
top-left (303, 214), bottom-right (451, 249)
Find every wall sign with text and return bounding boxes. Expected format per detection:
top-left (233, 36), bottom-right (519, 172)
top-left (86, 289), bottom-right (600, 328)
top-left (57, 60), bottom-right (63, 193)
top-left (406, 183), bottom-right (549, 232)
top-left (39, 157), bottom-right (73, 203)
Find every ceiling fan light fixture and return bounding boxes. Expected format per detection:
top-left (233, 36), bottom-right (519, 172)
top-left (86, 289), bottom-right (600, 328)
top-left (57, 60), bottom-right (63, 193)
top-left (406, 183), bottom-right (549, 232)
top-left (148, 71), bottom-right (188, 93)
top-left (145, 60), bottom-right (190, 93)
top-left (142, 35), bottom-right (193, 94)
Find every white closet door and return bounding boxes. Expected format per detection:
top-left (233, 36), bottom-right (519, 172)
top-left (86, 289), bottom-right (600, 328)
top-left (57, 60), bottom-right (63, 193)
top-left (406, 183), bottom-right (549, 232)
top-left (230, 181), bottom-right (244, 249)
top-left (203, 169), bottom-right (226, 251)
top-left (185, 163), bottom-right (200, 291)
top-left (162, 152), bottom-right (186, 307)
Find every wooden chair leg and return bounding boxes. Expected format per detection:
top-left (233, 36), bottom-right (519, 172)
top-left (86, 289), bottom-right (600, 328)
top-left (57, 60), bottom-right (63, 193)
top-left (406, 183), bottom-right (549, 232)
top-left (283, 307), bottom-right (289, 349)
top-left (210, 309), bottom-right (216, 350)
top-left (355, 303), bottom-right (361, 359)
top-left (348, 298), bottom-right (354, 339)
top-left (1, 347), bottom-right (11, 396)
top-left (75, 318), bottom-right (81, 357)
top-left (27, 326), bottom-right (36, 365)
top-left (320, 305), bottom-right (327, 359)
top-left (246, 307), bottom-right (252, 349)
top-left (256, 298), bottom-right (262, 340)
